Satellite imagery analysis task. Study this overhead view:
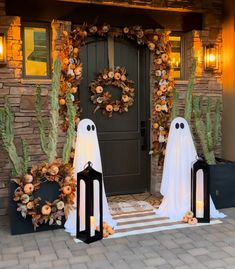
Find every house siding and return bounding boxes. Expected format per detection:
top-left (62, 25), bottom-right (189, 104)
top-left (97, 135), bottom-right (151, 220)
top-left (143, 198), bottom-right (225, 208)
top-left (0, 0), bottom-right (224, 214)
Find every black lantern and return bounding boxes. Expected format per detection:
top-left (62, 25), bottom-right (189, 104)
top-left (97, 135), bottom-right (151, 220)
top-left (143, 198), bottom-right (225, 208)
top-left (76, 162), bottom-right (103, 243)
top-left (191, 158), bottom-right (210, 223)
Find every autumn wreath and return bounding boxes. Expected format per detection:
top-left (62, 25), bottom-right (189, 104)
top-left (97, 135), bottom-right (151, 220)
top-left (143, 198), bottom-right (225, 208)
top-left (12, 160), bottom-right (76, 230)
top-left (89, 67), bottom-right (135, 117)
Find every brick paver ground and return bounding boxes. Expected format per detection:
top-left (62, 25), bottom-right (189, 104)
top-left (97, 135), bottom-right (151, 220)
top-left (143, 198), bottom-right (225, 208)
top-left (0, 208), bottom-right (235, 269)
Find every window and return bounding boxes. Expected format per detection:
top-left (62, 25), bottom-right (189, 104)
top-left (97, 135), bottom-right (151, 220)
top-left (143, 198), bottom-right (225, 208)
top-left (169, 34), bottom-right (185, 80)
top-left (22, 23), bottom-right (51, 78)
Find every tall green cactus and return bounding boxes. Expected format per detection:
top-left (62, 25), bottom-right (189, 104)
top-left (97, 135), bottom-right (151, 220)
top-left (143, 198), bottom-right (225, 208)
top-left (193, 96), bottom-right (221, 165)
top-left (184, 59), bottom-right (196, 123)
top-left (35, 58), bottom-right (61, 163)
top-left (0, 97), bottom-right (29, 175)
top-left (62, 91), bottom-right (76, 164)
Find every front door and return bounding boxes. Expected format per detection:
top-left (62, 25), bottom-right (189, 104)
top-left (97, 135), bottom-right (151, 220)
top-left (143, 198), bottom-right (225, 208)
top-left (79, 36), bottom-right (150, 195)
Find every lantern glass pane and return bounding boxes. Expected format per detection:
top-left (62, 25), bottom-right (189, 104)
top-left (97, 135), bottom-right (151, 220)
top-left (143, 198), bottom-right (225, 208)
top-left (0, 35), bottom-right (3, 61)
top-left (79, 179), bottom-right (86, 231)
top-left (196, 169), bottom-right (204, 218)
top-left (93, 180), bottom-right (100, 230)
top-left (169, 35), bottom-right (181, 79)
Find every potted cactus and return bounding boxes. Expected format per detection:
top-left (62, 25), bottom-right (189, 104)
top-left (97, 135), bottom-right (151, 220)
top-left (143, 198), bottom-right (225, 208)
top-left (172, 59), bottom-right (235, 209)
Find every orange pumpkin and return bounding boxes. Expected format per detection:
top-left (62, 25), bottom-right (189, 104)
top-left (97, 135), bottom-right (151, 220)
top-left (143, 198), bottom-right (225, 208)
top-left (123, 27), bottom-right (129, 34)
top-left (73, 47), bottom-right (79, 54)
top-left (103, 74), bottom-right (108, 80)
top-left (186, 211), bottom-right (194, 219)
top-left (148, 42), bottom-right (156, 51)
top-left (59, 99), bottom-right (66, 106)
top-left (62, 185), bottom-right (72, 195)
top-left (157, 90), bottom-right (163, 96)
top-left (161, 53), bottom-right (169, 62)
top-left (48, 165), bottom-right (59, 176)
top-left (24, 183), bottom-right (34, 194)
top-left (188, 217), bottom-right (198, 225)
top-left (160, 85), bottom-right (167, 92)
top-left (27, 201), bottom-right (34, 210)
top-left (182, 216), bottom-right (189, 223)
top-left (121, 75), bottom-right (127, 81)
top-left (153, 123), bottom-right (159, 129)
top-left (106, 105), bottom-right (113, 112)
top-left (122, 95), bottom-right (129, 103)
top-left (155, 104), bottom-right (162, 112)
top-left (70, 87), bottom-right (77, 94)
top-left (95, 86), bottom-right (103, 94)
top-left (41, 205), bottom-right (52, 215)
top-left (114, 72), bottom-right (121, 80)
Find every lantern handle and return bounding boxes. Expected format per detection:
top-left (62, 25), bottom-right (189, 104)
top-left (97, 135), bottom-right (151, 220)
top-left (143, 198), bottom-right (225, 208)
top-left (84, 161), bottom-right (93, 169)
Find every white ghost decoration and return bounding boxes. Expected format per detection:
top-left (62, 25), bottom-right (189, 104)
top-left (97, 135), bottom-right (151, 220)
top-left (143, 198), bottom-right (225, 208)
top-left (64, 119), bottom-right (117, 236)
top-left (156, 117), bottom-right (225, 220)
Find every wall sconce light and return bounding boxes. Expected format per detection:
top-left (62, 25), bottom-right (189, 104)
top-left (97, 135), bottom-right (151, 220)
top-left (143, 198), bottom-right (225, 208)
top-left (204, 44), bottom-right (219, 71)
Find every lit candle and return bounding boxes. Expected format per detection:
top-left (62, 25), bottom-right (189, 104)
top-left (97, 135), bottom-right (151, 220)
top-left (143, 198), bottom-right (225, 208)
top-left (196, 201), bottom-right (204, 218)
top-left (90, 216), bottom-right (96, 237)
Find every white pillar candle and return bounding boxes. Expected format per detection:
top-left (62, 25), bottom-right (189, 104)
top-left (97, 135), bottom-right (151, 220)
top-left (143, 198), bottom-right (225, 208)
top-left (90, 216), bottom-right (95, 237)
top-left (196, 201), bottom-right (204, 218)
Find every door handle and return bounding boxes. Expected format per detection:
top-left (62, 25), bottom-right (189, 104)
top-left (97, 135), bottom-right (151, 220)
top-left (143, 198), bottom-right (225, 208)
top-left (141, 121), bottom-right (147, 151)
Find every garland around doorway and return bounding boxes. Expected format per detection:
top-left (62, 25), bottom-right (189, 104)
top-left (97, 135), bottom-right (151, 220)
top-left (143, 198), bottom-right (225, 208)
top-left (60, 24), bottom-right (175, 164)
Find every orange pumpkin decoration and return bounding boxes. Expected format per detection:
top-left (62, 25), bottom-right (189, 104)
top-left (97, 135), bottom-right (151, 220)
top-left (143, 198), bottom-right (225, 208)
top-left (148, 42), bottom-right (155, 51)
top-left (182, 216), bottom-right (189, 223)
top-left (27, 201), bottom-right (34, 210)
top-left (41, 205), bottom-right (52, 215)
top-left (59, 99), bottom-right (66, 106)
top-left (161, 53), bottom-right (168, 62)
top-left (48, 165), bottom-right (59, 176)
top-left (106, 105), bottom-right (113, 112)
top-left (160, 85), bottom-right (167, 92)
top-left (62, 185), bottom-right (72, 195)
top-left (161, 100), bottom-right (167, 105)
top-left (24, 183), bottom-right (34, 194)
top-left (188, 217), bottom-right (198, 225)
top-left (24, 174), bottom-right (33, 183)
top-left (73, 47), bottom-right (79, 54)
top-left (103, 74), bottom-right (108, 80)
top-left (95, 86), bottom-right (103, 94)
top-left (153, 123), bottom-right (159, 129)
top-left (122, 95), bottom-right (129, 103)
top-left (114, 72), bottom-right (121, 80)
top-left (186, 211), bottom-right (194, 219)
top-left (121, 75), bottom-right (127, 81)
top-left (155, 58), bottom-right (162, 65)
top-left (70, 87), bottom-right (77, 94)
top-left (123, 27), bottom-right (129, 34)
top-left (155, 104), bottom-right (162, 112)
top-left (157, 90), bottom-right (163, 96)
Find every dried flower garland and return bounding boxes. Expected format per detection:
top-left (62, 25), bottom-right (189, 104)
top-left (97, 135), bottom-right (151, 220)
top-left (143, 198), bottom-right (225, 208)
top-left (12, 160), bottom-right (76, 230)
top-left (89, 67), bottom-right (135, 117)
top-left (61, 24), bottom-right (174, 164)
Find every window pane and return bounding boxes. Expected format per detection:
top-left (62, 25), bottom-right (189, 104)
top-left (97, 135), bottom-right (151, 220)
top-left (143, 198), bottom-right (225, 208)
top-left (24, 27), bottom-right (48, 77)
top-left (169, 35), bottom-right (181, 79)
top-left (0, 35), bottom-right (3, 61)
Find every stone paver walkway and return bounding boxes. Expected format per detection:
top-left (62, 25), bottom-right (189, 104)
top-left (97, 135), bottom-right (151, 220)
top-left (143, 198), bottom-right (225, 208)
top-left (0, 208), bottom-right (235, 269)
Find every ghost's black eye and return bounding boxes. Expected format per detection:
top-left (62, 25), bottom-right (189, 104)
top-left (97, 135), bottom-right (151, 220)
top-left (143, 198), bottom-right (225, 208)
top-left (87, 125), bottom-right (91, 131)
top-left (92, 125), bottom-right (95, 131)
top-left (180, 123), bottom-right (184, 129)
top-left (175, 123), bottom-right (179, 129)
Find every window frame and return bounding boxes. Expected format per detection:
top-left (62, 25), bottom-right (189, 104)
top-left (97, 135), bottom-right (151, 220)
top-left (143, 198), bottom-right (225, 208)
top-left (22, 22), bottom-right (51, 79)
top-left (169, 32), bottom-right (186, 80)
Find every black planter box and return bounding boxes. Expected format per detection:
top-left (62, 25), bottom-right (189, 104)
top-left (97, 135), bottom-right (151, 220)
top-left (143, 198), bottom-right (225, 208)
top-left (210, 158), bottom-right (235, 209)
top-left (9, 181), bottom-right (65, 235)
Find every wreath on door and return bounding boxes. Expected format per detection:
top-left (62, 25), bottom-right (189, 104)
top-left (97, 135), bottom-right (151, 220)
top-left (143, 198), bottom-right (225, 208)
top-left (89, 67), bottom-right (135, 117)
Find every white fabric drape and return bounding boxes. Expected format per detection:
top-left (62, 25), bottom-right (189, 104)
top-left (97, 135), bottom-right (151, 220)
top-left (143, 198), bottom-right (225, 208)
top-left (64, 119), bottom-right (117, 236)
top-left (156, 117), bottom-right (225, 220)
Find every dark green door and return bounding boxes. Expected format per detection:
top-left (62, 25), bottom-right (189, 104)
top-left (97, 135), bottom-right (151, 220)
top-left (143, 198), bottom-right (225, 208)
top-left (79, 36), bottom-right (150, 195)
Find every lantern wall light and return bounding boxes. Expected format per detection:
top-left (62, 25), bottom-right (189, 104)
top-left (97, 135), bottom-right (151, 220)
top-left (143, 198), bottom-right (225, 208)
top-left (0, 32), bottom-right (6, 64)
top-left (204, 44), bottom-right (219, 71)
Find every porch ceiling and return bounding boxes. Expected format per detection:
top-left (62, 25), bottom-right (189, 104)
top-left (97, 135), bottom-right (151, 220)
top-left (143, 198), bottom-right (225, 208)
top-left (5, 0), bottom-right (203, 31)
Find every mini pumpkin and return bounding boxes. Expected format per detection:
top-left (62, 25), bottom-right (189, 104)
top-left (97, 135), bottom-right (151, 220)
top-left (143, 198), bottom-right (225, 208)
top-left (153, 123), bottom-right (159, 129)
top-left (160, 85), bottom-right (167, 92)
top-left (155, 104), bottom-right (162, 112)
top-left (148, 42), bottom-right (156, 51)
top-left (114, 72), bottom-right (121, 80)
top-left (95, 86), bottom-right (103, 94)
top-left (24, 183), bottom-right (34, 195)
top-left (121, 74), bottom-right (127, 81)
top-left (188, 217), bottom-right (198, 225)
top-left (70, 87), bottom-right (77, 94)
top-left (21, 194), bottom-right (30, 204)
top-left (24, 174), bottom-right (33, 183)
top-left (123, 27), bottom-right (129, 34)
top-left (48, 165), bottom-right (59, 176)
top-left (106, 104), bottom-right (113, 112)
top-left (108, 71), bottom-right (114, 78)
top-left (155, 58), bottom-right (162, 65)
top-left (26, 201), bottom-right (34, 210)
top-left (102, 74), bottom-right (108, 80)
top-left (122, 95), bottom-right (129, 103)
top-left (59, 99), bottom-right (66, 106)
top-left (182, 216), bottom-right (188, 223)
top-left (186, 211), bottom-right (194, 219)
top-left (161, 53), bottom-right (168, 62)
top-left (73, 47), bottom-right (79, 54)
top-left (157, 90), bottom-right (163, 96)
top-left (152, 35), bottom-right (159, 42)
top-left (56, 201), bottom-right (65, 210)
top-left (41, 204), bottom-right (52, 215)
top-left (62, 185), bottom-right (72, 195)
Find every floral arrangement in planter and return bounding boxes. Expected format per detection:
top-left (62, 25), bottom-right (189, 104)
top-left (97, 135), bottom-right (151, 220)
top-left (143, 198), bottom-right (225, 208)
top-left (13, 160), bottom-right (76, 230)
top-left (89, 67), bottom-right (135, 117)
top-left (60, 23), bottom-right (175, 165)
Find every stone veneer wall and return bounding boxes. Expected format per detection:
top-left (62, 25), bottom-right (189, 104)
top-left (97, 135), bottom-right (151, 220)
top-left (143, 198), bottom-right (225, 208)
top-left (0, 0), bottom-right (224, 214)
